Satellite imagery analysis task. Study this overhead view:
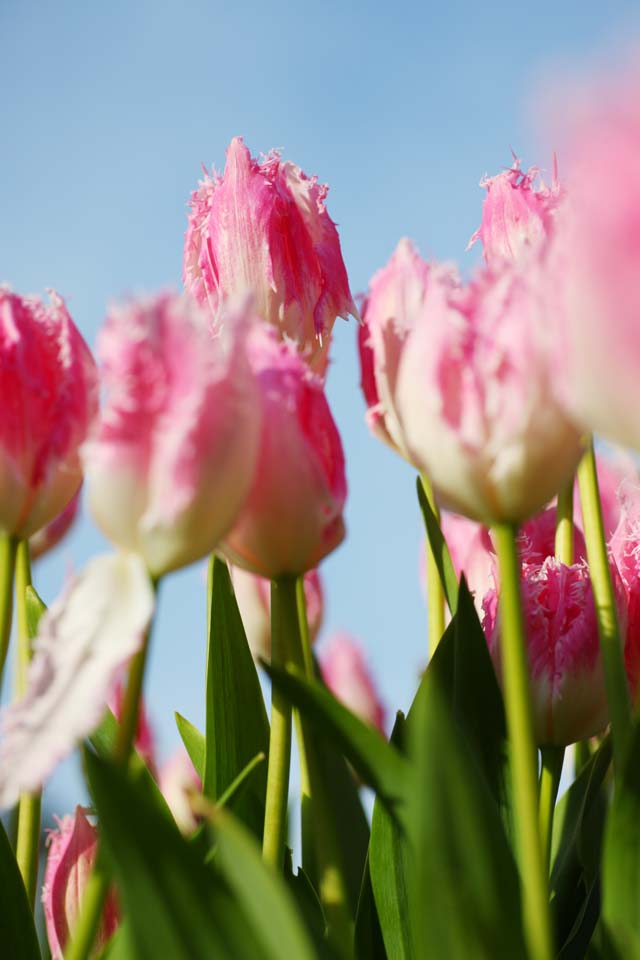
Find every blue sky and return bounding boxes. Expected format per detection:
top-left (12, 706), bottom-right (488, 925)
top-left (2, 0), bottom-right (639, 811)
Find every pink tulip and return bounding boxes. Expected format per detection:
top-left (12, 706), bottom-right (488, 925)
top-left (29, 489), bottom-right (81, 561)
top-left (159, 747), bottom-right (202, 835)
top-left (483, 556), bottom-right (627, 746)
top-left (437, 512), bottom-right (495, 612)
top-left (320, 633), bottom-right (385, 732)
top-left (84, 292), bottom-right (261, 576)
top-left (108, 676), bottom-right (157, 776)
top-left (43, 806), bottom-right (119, 959)
top-left (230, 566), bottom-right (324, 661)
top-left (184, 137), bottom-right (357, 373)
top-left (468, 156), bottom-right (562, 266)
top-left (609, 480), bottom-right (640, 697)
top-left (0, 288), bottom-right (97, 539)
top-left (395, 261), bottom-right (583, 524)
top-left (221, 325), bottom-right (346, 578)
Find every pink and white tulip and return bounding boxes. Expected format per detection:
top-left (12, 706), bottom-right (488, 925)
top-left (84, 292), bottom-right (261, 577)
top-left (231, 566), bottom-right (324, 661)
top-left (184, 137), bottom-right (357, 373)
top-left (29, 489), bottom-right (81, 561)
top-left (395, 263), bottom-right (583, 524)
top-left (0, 288), bottom-right (97, 539)
top-left (468, 156), bottom-right (562, 266)
top-left (320, 633), bottom-right (385, 733)
top-left (43, 807), bottom-right (119, 959)
top-left (159, 748), bottom-right (202, 835)
top-left (221, 325), bottom-right (347, 578)
top-left (483, 556), bottom-right (627, 746)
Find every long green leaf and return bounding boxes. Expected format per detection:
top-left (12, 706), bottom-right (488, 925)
top-left (415, 476), bottom-right (458, 615)
top-left (0, 819), bottom-right (41, 960)
top-left (204, 557), bottom-right (269, 839)
top-left (85, 749), bottom-right (267, 960)
top-left (354, 851), bottom-right (386, 960)
top-left (175, 712), bottom-right (205, 780)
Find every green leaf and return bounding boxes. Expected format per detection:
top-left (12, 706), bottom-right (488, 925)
top-left (0, 819), bottom-right (41, 960)
top-left (174, 712), bottom-right (205, 780)
top-left (369, 712), bottom-right (416, 960)
top-left (602, 720), bottom-right (640, 959)
top-left (354, 852), bottom-right (387, 960)
top-left (204, 557), bottom-right (269, 839)
top-left (85, 749), bottom-right (268, 960)
top-left (209, 806), bottom-right (317, 960)
top-left (415, 476), bottom-right (458, 615)
top-left (25, 585), bottom-right (46, 639)
top-left (265, 663), bottom-right (410, 819)
top-left (410, 680), bottom-right (526, 959)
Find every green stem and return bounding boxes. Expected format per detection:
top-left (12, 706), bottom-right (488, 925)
top-left (0, 534), bottom-right (17, 689)
top-left (14, 541), bottom-right (41, 909)
top-left (539, 746), bottom-right (564, 875)
top-left (578, 440), bottom-right (631, 774)
top-left (420, 475), bottom-right (445, 657)
top-left (65, 577), bottom-right (159, 960)
top-left (262, 578), bottom-right (294, 870)
top-left (555, 481), bottom-right (574, 566)
top-left (494, 523), bottom-right (553, 960)
top-left (574, 739), bottom-right (592, 776)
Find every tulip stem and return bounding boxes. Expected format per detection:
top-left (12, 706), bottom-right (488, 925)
top-left (420, 475), bottom-right (445, 657)
top-left (65, 578), bottom-right (159, 960)
top-left (0, 533), bottom-right (17, 691)
top-left (14, 541), bottom-right (41, 910)
top-left (577, 439), bottom-right (631, 775)
top-left (493, 522), bottom-right (553, 960)
top-left (538, 745), bottom-right (564, 875)
top-left (262, 578), bottom-right (293, 870)
top-left (555, 481), bottom-right (574, 566)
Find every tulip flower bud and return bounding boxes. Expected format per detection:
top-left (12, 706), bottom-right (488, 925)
top-left (395, 262), bottom-right (584, 524)
top-left (483, 556), bottom-right (628, 746)
top-left (43, 807), bottom-right (119, 959)
top-left (184, 137), bottom-right (357, 373)
top-left (230, 566), bottom-right (324, 661)
top-left (221, 325), bottom-right (346, 578)
top-left (84, 293), bottom-right (261, 576)
top-left (0, 288), bottom-right (97, 539)
top-left (320, 633), bottom-right (385, 732)
top-left (159, 748), bottom-right (202, 835)
top-left (468, 156), bottom-right (562, 266)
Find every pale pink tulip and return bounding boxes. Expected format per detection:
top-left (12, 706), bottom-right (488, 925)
top-left (395, 262), bottom-right (584, 524)
top-left (221, 325), bottom-right (346, 578)
top-left (320, 633), bottom-right (385, 732)
top-left (43, 807), bottom-right (119, 959)
top-left (29, 489), bottom-right (81, 561)
top-left (483, 556), bottom-right (627, 746)
top-left (184, 137), bottom-right (357, 373)
top-left (0, 288), bottom-right (97, 539)
top-left (84, 293), bottom-right (260, 577)
top-left (159, 748), bottom-right (202, 835)
top-left (548, 64), bottom-right (640, 449)
top-left (468, 156), bottom-right (562, 266)
top-left (230, 566), bottom-right (324, 661)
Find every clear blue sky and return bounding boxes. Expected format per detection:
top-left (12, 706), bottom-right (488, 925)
top-left (2, 0), bottom-right (638, 811)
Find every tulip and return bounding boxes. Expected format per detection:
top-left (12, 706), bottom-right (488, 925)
top-left (468, 156), bottom-right (562, 266)
top-left (159, 748), bottom-right (202, 835)
top-left (230, 566), bottom-right (324, 661)
top-left (221, 324), bottom-right (346, 578)
top-left (29, 489), bottom-right (81, 561)
top-left (483, 555), bottom-right (628, 746)
top-left (547, 65), bottom-right (640, 449)
top-left (395, 261), bottom-right (584, 524)
top-left (0, 288), bottom-right (97, 539)
top-left (43, 806), bottom-right (119, 959)
top-left (108, 676), bottom-right (157, 775)
top-left (84, 292), bottom-right (261, 577)
top-left (184, 137), bottom-right (357, 373)
top-left (609, 480), bottom-right (640, 696)
top-left (320, 632), bottom-right (385, 732)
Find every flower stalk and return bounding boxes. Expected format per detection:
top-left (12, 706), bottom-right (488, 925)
top-left (0, 533), bottom-right (17, 689)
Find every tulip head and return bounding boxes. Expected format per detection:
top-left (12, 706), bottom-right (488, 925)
top-left (320, 633), bottom-right (385, 732)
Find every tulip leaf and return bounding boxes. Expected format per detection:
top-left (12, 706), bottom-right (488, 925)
top-left (204, 557), bottom-right (269, 839)
top-left (409, 679), bottom-right (525, 958)
top-left (265, 662), bottom-right (410, 820)
top-left (25, 584), bottom-right (47, 639)
top-left (369, 711), bottom-right (417, 960)
top-left (174, 712), bottom-right (205, 780)
top-left (415, 476), bottom-right (458, 615)
top-left (85, 749), bottom-right (270, 960)
top-left (354, 851), bottom-right (386, 960)
top-left (602, 719), bottom-right (640, 959)
top-left (0, 819), bottom-right (41, 960)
